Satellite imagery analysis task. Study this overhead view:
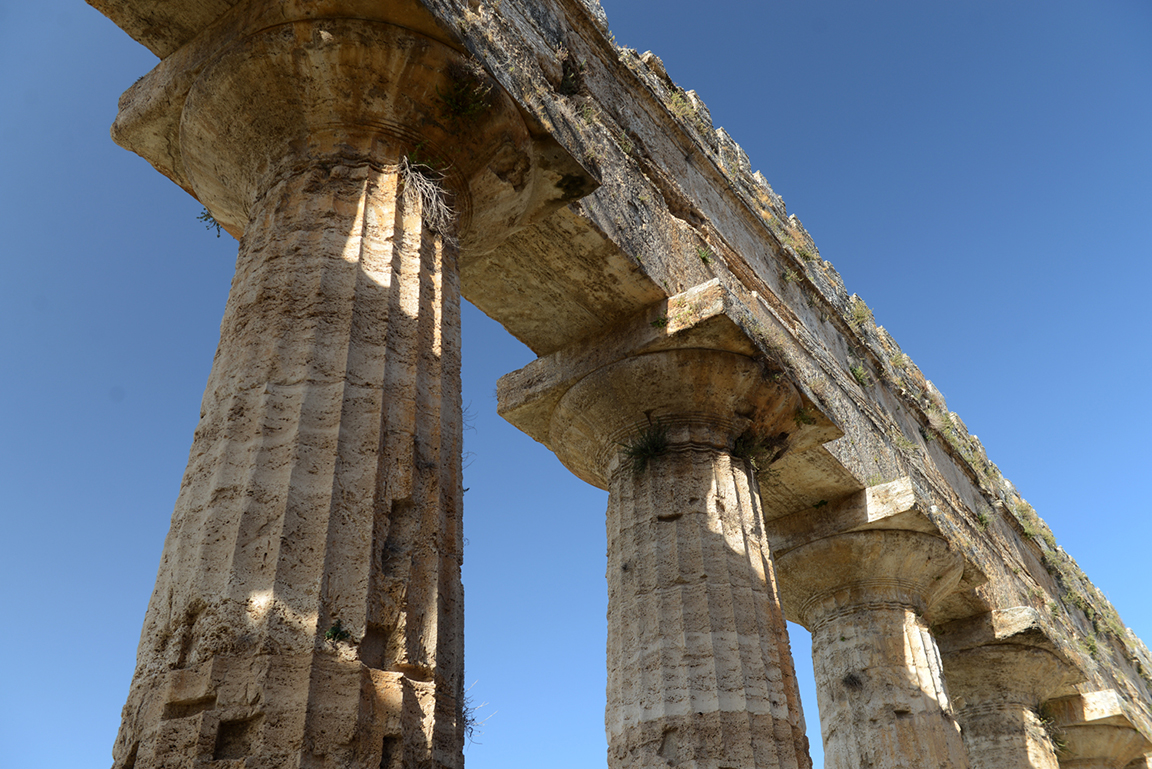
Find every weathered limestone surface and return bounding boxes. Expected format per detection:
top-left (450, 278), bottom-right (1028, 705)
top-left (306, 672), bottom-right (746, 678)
top-left (115, 156), bottom-right (467, 768)
top-left (90, 0), bottom-right (1152, 766)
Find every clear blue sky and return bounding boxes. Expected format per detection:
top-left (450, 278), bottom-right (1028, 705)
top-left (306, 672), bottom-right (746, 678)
top-left (1, 2), bottom-right (1148, 767)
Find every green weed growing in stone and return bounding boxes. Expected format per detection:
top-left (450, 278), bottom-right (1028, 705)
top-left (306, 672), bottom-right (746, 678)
top-left (621, 421), bottom-right (669, 474)
top-left (696, 245), bottom-right (714, 265)
top-left (1035, 705), bottom-right (1068, 755)
top-left (437, 60), bottom-right (495, 132)
top-left (732, 431), bottom-right (786, 472)
top-left (794, 246), bottom-right (816, 263)
top-left (667, 91), bottom-right (695, 121)
top-left (197, 208), bottom-right (222, 237)
top-left (556, 46), bottom-right (586, 96)
top-left (848, 296), bottom-right (873, 328)
top-left (792, 408), bottom-right (817, 427)
top-left (890, 434), bottom-right (918, 455)
top-left (325, 620), bottom-right (352, 643)
top-left (850, 364), bottom-right (872, 388)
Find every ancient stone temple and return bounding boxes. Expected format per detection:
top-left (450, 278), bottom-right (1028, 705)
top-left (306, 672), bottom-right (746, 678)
top-left (90, 1), bottom-right (1152, 767)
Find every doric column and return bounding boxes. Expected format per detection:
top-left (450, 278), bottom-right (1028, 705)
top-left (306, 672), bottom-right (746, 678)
top-left (111, 18), bottom-right (553, 769)
top-left (1044, 691), bottom-right (1152, 769)
top-left (937, 607), bottom-right (1080, 769)
top-left (776, 530), bottom-right (971, 769)
top-left (550, 349), bottom-right (812, 769)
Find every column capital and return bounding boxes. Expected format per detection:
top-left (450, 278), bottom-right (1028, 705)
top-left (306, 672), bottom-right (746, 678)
top-left (498, 280), bottom-right (840, 490)
top-left (549, 347), bottom-right (802, 486)
top-left (1044, 691), bottom-right (1152, 769)
top-left (112, 8), bottom-right (593, 247)
top-left (937, 607), bottom-right (1081, 709)
top-left (178, 19), bottom-right (548, 251)
top-left (776, 530), bottom-right (965, 630)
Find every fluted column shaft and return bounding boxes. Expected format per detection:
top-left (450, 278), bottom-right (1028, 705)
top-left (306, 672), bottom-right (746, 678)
top-left (957, 703), bottom-right (1058, 769)
top-left (607, 430), bottom-right (808, 769)
top-left (778, 531), bottom-right (970, 769)
top-left (116, 152), bottom-right (464, 769)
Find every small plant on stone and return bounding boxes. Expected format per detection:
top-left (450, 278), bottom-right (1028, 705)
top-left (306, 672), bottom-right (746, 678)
top-left (615, 130), bottom-right (636, 158)
top-left (976, 510), bottom-right (990, 530)
top-left (650, 315), bottom-right (668, 329)
top-left (781, 268), bottom-right (800, 284)
top-left (731, 431), bottom-right (787, 472)
top-left (848, 296), bottom-right (873, 329)
top-left (841, 672), bottom-right (864, 690)
top-left (890, 434), bottom-right (918, 455)
top-left (437, 59), bottom-right (496, 133)
top-left (621, 420), bottom-right (669, 475)
top-left (792, 407), bottom-right (817, 427)
top-left (325, 620), bottom-right (352, 643)
top-left (400, 155), bottom-right (457, 246)
top-left (667, 91), bottom-right (695, 121)
top-left (849, 364), bottom-right (873, 388)
top-left (197, 207), bottom-right (222, 238)
top-left (696, 245), bottom-right (714, 265)
top-left (556, 46), bottom-right (586, 96)
top-left (461, 682), bottom-right (492, 745)
top-left (1035, 704), bottom-right (1068, 755)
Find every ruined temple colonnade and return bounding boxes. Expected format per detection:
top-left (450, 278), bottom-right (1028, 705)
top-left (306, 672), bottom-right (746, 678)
top-left (91, 0), bottom-right (1152, 767)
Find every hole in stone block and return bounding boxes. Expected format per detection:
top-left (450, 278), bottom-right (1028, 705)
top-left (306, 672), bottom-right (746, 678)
top-left (162, 695), bottom-right (216, 720)
top-left (213, 716), bottom-right (261, 760)
top-left (360, 624), bottom-right (387, 669)
top-left (380, 735), bottom-right (401, 769)
top-left (842, 672), bottom-right (864, 690)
